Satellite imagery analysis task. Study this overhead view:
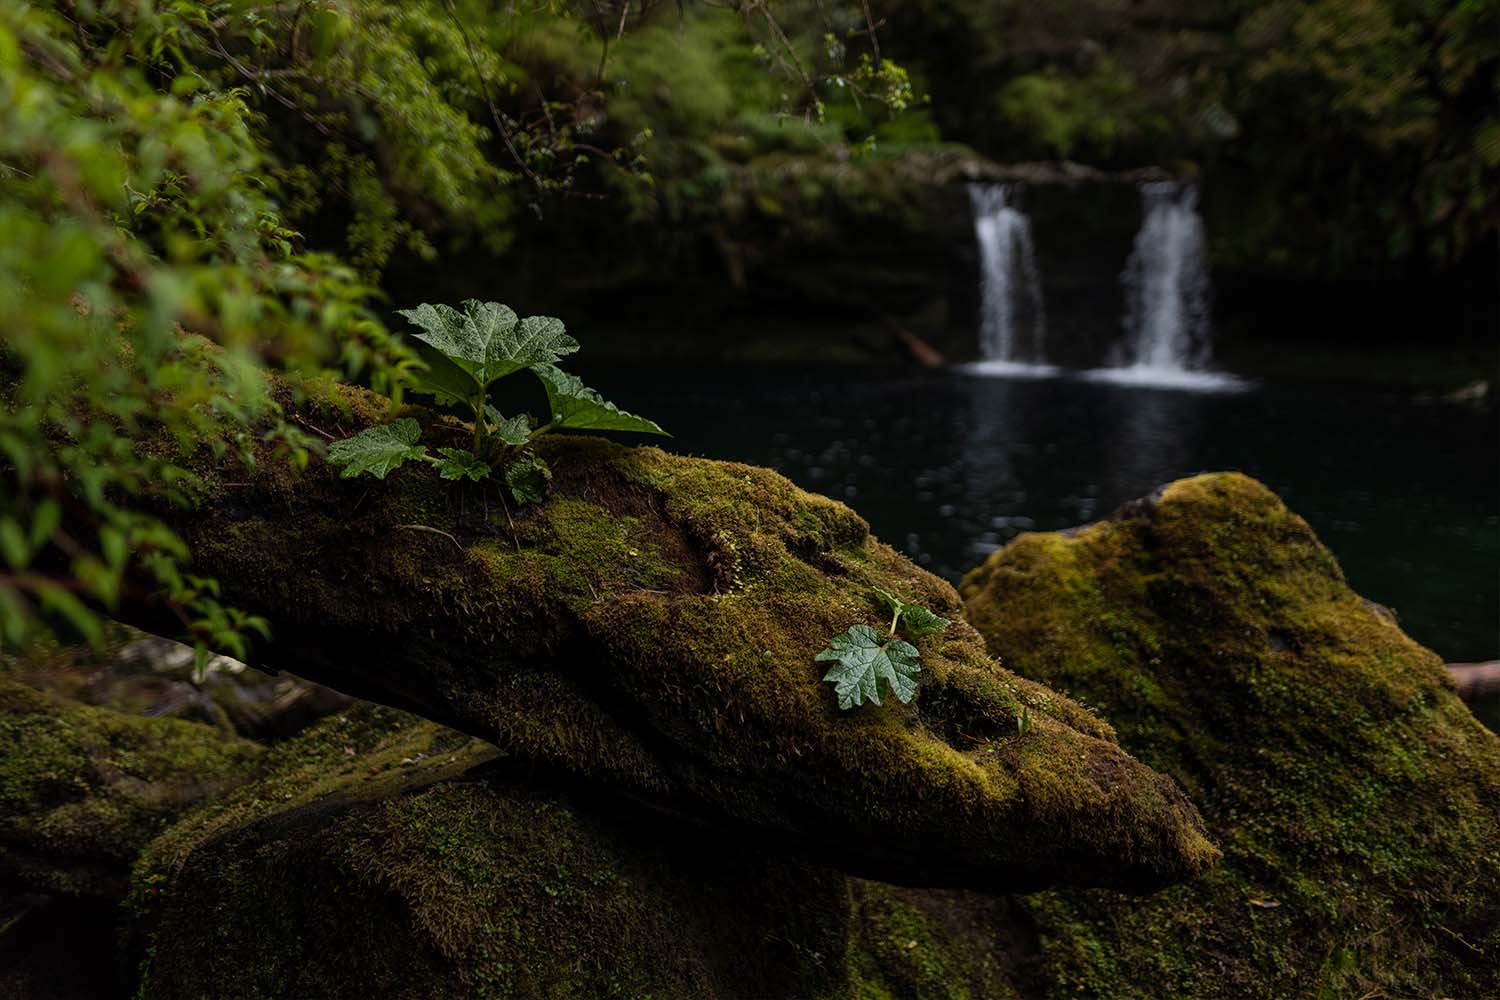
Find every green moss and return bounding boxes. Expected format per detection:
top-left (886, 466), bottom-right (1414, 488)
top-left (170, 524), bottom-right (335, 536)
top-left (960, 472), bottom-right (1500, 998)
top-left (850, 882), bottom-right (1028, 1000)
top-left (0, 679), bottom-right (261, 898)
top-left (129, 711), bottom-right (853, 1000)
top-left (167, 404), bottom-right (1216, 896)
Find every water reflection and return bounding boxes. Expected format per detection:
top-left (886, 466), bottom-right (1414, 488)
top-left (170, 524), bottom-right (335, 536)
top-left (578, 365), bottom-right (1499, 662)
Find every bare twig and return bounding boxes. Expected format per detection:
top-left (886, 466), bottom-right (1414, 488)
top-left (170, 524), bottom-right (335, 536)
top-left (292, 413), bottom-right (337, 441)
top-left (443, 0), bottom-right (544, 191)
top-left (393, 523), bottom-right (464, 553)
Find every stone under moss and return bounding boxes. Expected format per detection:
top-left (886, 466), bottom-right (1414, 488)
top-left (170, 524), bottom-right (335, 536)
top-left (129, 708), bottom-right (853, 1000)
top-left (954, 473), bottom-right (1500, 998)
top-left (0, 679), bottom-right (261, 900)
top-left (140, 387), bottom-right (1217, 895)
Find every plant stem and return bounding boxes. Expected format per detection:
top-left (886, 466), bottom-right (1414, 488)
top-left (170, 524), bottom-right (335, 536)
top-left (888, 607), bottom-right (900, 637)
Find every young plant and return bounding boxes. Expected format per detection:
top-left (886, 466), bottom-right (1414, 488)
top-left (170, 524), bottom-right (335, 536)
top-left (816, 587), bottom-right (951, 710)
top-left (326, 300), bottom-right (665, 503)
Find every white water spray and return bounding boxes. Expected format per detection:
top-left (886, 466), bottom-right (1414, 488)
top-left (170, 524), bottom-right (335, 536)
top-left (1115, 181), bottom-right (1213, 372)
top-left (969, 184), bottom-right (1048, 368)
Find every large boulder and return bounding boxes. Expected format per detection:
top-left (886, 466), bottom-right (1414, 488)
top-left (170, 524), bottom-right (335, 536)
top-left (955, 473), bottom-right (1500, 998)
top-left (140, 383), bottom-right (1217, 895)
top-left (129, 706), bottom-right (854, 1000)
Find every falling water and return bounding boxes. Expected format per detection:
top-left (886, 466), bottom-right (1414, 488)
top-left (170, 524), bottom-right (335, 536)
top-left (1115, 181), bottom-right (1213, 372)
top-left (969, 184), bottom-right (1049, 369)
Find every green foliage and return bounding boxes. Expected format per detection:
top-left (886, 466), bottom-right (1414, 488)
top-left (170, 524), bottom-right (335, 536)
top-left (533, 365), bottom-right (666, 435)
top-left (328, 300), bottom-right (665, 504)
top-left (504, 456), bottom-right (553, 505)
top-left (817, 588), bottom-right (950, 709)
top-left (400, 301), bottom-right (579, 390)
top-left (873, 586), bottom-right (951, 640)
top-left (0, 0), bottom-right (409, 658)
top-left (434, 448), bottom-right (491, 482)
top-left (326, 419), bottom-right (428, 480)
top-left (993, 63), bottom-right (1138, 160)
top-left (818, 623), bottom-right (921, 710)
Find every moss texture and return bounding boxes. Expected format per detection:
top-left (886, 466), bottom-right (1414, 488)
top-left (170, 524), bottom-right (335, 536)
top-left (960, 472), bottom-right (1500, 998)
top-left (129, 708), bottom-right (852, 1000)
top-left (0, 679), bottom-right (261, 899)
top-left (153, 387), bottom-right (1217, 894)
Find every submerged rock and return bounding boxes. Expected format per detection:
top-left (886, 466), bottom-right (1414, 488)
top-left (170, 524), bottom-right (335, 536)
top-left (129, 707), bottom-right (853, 1000)
top-left (954, 473), bottom-right (1500, 998)
top-left (149, 388), bottom-right (1216, 895)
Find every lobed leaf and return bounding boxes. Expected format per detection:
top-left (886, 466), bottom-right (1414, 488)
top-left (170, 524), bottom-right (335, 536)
top-left (409, 346), bottom-right (483, 405)
top-left (532, 364), bottom-right (668, 435)
top-left (816, 623), bottom-right (921, 710)
top-left (326, 419), bottom-right (428, 479)
top-left (485, 406), bottom-right (532, 446)
top-left (398, 300), bottom-right (578, 386)
top-left (874, 585), bottom-right (951, 640)
top-left (505, 456), bottom-right (553, 505)
top-left (434, 447), bottom-right (491, 482)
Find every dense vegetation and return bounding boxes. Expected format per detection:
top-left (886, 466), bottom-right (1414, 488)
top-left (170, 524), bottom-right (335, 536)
top-left (1, 0), bottom-right (1494, 658)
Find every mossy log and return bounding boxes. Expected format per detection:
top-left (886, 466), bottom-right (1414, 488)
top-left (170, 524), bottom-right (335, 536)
top-left (119, 381), bottom-right (1217, 895)
top-left (955, 473), bottom-right (1500, 998)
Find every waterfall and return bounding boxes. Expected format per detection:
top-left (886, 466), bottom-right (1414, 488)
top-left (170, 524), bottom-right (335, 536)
top-left (1115, 181), bottom-right (1213, 372)
top-left (969, 184), bottom-right (1048, 367)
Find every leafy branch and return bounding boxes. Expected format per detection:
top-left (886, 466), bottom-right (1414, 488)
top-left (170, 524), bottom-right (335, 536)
top-left (326, 299), bottom-right (666, 504)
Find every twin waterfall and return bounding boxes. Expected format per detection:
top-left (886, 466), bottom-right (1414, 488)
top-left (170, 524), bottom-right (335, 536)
top-left (969, 180), bottom-right (1225, 385)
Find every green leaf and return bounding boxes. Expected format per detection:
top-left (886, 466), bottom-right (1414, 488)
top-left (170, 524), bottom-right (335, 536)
top-left (485, 406), bottom-right (532, 446)
top-left (505, 456), bottom-right (552, 505)
top-left (28, 500), bottom-right (61, 552)
top-left (409, 345), bottom-right (482, 406)
top-left (326, 419), bottom-right (428, 479)
top-left (434, 447), bottom-right (491, 482)
top-left (397, 300), bottom-right (578, 386)
top-left (36, 583), bottom-right (103, 645)
top-left (0, 518), bottom-right (28, 569)
top-left (816, 623), bottom-right (921, 709)
top-left (533, 365), bottom-right (668, 435)
top-left (873, 586), bottom-right (951, 640)
top-left (899, 604), bottom-right (951, 639)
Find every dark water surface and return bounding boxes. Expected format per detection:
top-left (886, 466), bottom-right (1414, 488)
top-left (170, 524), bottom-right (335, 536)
top-left (580, 366), bottom-right (1499, 663)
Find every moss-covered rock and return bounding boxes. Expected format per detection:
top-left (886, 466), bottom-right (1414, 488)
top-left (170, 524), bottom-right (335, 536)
top-left (144, 391), bottom-right (1216, 895)
top-left (129, 707), bottom-right (853, 1000)
top-left (0, 679), bottom-right (261, 899)
top-left (958, 472), bottom-right (1500, 998)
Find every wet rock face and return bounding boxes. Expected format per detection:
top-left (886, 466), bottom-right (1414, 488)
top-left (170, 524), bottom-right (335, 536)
top-left (159, 397), bottom-right (1215, 895)
top-left (960, 472), bottom-right (1500, 998)
top-left (130, 709), bottom-right (853, 1000)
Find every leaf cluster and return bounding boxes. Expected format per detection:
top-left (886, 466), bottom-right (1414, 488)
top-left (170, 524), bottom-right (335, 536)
top-left (816, 588), bottom-right (950, 710)
top-left (327, 300), bottom-right (666, 504)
